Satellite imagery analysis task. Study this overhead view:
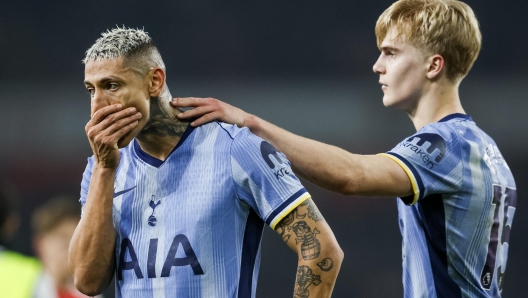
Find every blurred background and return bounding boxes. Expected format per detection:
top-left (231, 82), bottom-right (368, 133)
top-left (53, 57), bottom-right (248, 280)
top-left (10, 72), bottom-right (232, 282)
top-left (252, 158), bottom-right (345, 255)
top-left (0, 0), bottom-right (526, 297)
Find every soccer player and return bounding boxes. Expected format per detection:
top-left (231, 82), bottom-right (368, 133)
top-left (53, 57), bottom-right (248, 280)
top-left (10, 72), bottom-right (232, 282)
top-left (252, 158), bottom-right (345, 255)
top-left (172, 0), bottom-right (517, 297)
top-left (0, 186), bottom-right (41, 298)
top-left (68, 28), bottom-right (343, 298)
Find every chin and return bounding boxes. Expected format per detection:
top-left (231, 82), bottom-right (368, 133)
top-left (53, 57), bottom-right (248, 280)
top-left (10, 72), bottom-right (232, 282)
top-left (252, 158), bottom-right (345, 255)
top-left (117, 136), bottom-right (134, 149)
top-left (383, 96), bottom-right (408, 110)
top-left (117, 130), bottom-right (138, 148)
top-left (382, 96), bottom-right (397, 107)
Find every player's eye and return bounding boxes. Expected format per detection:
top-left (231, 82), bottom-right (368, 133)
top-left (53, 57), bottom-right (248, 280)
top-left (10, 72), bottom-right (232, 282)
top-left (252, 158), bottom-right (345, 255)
top-left (108, 83), bottom-right (119, 90)
top-left (86, 88), bottom-right (95, 96)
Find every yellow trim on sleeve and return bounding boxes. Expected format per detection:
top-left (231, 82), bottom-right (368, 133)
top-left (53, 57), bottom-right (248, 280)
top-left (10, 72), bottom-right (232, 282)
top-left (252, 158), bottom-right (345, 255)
top-left (379, 153), bottom-right (420, 205)
top-left (269, 192), bottom-right (311, 230)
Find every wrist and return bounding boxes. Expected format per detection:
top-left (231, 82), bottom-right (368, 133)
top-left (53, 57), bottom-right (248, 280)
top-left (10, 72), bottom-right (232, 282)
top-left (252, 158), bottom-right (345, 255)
top-left (243, 113), bottom-right (261, 134)
top-left (93, 162), bottom-right (118, 174)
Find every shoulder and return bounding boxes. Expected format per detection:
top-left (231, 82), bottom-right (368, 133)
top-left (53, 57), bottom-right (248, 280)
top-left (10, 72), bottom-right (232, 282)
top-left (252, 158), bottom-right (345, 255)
top-left (214, 121), bottom-right (247, 139)
top-left (393, 122), bottom-right (461, 164)
top-left (410, 123), bottom-right (459, 152)
top-left (387, 117), bottom-right (469, 175)
top-left (209, 121), bottom-right (264, 150)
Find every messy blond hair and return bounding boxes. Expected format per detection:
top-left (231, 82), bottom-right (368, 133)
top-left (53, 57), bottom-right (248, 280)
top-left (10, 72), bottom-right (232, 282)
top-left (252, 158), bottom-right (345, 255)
top-left (375, 0), bottom-right (481, 81)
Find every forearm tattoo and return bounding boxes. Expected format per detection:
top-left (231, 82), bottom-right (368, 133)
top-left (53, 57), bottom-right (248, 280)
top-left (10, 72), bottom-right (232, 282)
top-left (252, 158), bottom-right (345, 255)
top-left (317, 258), bottom-right (333, 271)
top-left (276, 200), bottom-right (336, 297)
top-left (294, 265), bottom-right (321, 298)
top-left (139, 96), bottom-right (188, 138)
top-left (293, 221), bottom-right (321, 260)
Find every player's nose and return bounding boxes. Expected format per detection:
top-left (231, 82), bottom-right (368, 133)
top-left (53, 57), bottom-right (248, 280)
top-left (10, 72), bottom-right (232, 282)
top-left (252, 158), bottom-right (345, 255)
top-left (90, 89), bottom-right (112, 117)
top-left (373, 55), bottom-right (385, 74)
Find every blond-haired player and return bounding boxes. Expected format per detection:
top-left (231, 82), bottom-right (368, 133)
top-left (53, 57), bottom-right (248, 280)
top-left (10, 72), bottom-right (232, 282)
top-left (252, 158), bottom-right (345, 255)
top-left (172, 0), bottom-right (517, 296)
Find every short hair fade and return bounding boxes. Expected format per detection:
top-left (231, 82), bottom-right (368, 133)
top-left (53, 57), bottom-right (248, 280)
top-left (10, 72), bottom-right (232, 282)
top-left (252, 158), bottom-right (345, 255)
top-left (83, 27), bottom-right (165, 73)
top-left (375, 0), bottom-right (482, 81)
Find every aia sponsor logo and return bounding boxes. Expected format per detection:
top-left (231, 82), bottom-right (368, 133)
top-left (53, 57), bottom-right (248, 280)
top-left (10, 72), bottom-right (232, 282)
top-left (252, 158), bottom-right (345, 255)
top-left (118, 235), bottom-right (204, 280)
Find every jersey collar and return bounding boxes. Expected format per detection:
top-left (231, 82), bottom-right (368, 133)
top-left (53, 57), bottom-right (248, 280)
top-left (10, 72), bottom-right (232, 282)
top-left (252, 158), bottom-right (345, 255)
top-left (133, 123), bottom-right (195, 168)
top-left (438, 113), bottom-right (472, 123)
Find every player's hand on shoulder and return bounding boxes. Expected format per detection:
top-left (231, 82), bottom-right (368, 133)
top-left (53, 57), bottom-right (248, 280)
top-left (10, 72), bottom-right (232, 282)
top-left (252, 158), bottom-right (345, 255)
top-left (171, 97), bottom-right (249, 128)
top-left (85, 104), bottom-right (142, 169)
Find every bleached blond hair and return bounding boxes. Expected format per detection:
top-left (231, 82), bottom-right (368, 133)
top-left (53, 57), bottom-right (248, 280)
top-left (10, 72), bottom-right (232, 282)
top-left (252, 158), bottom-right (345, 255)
top-left (375, 0), bottom-right (481, 81)
top-left (83, 27), bottom-right (165, 74)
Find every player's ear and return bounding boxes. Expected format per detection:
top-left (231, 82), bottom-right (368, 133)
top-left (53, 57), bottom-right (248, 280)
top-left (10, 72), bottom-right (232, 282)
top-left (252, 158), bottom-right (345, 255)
top-left (426, 54), bottom-right (444, 80)
top-left (148, 67), bottom-right (165, 97)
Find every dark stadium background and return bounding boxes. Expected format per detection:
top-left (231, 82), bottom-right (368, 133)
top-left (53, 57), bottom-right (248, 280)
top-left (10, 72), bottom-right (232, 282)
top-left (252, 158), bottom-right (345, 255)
top-left (1, 0), bottom-right (527, 297)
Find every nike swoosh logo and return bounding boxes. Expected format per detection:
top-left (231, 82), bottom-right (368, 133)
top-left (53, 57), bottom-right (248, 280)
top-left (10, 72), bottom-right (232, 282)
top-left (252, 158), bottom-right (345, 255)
top-left (113, 186), bottom-right (136, 198)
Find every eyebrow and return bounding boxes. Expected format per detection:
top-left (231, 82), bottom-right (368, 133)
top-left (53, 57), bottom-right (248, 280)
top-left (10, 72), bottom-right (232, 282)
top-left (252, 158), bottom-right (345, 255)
top-left (380, 46), bottom-right (399, 52)
top-left (83, 76), bottom-right (123, 86)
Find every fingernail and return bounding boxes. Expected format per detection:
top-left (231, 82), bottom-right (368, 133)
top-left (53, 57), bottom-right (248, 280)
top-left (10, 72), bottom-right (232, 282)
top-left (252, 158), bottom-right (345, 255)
top-left (117, 104), bottom-right (123, 109)
top-left (177, 113), bottom-right (183, 117)
top-left (129, 107), bottom-right (136, 112)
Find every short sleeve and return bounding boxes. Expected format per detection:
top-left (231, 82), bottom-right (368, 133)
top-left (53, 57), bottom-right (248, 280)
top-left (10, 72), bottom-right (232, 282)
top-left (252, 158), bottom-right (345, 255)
top-left (79, 157), bottom-right (94, 213)
top-left (230, 129), bottom-right (310, 229)
top-left (380, 125), bottom-right (463, 205)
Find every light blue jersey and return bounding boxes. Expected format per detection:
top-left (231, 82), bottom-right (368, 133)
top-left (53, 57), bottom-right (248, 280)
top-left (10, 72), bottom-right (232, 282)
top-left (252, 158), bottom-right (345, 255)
top-left (80, 122), bottom-right (311, 298)
top-left (382, 114), bottom-right (517, 298)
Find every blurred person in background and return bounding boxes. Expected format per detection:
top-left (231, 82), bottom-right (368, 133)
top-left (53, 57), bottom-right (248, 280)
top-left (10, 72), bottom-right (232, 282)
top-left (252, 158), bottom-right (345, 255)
top-left (32, 197), bottom-right (100, 298)
top-left (0, 185), bottom-right (41, 298)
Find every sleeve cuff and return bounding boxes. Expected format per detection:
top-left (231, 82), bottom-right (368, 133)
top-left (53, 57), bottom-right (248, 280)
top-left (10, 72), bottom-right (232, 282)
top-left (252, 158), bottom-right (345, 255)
top-left (266, 188), bottom-right (311, 229)
top-left (379, 153), bottom-right (424, 205)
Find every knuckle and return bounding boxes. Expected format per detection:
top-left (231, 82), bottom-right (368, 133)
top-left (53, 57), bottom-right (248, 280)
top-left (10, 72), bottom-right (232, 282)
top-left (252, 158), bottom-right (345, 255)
top-left (107, 115), bottom-right (116, 123)
top-left (86, 128), bottom-right (96, 138)
top-left (115, 119), bottom-right (124, 127)
top-left (102, 137), bottom-right (112, 146)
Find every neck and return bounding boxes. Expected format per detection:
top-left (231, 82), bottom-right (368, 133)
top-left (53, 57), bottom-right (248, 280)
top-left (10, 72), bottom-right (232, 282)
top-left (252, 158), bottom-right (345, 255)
top-left (136, 86), bottom-right (187, 160)
top-left (407, 79), bottom-right (465, 131)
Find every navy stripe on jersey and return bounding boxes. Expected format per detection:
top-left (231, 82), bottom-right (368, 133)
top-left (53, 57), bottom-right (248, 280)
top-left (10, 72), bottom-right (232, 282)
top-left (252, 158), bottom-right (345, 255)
top-left (385, 152), bottom-right (425, 204)
top-left (133, 124), bottom-right (195, 168)
top-left (265, 188), bottom-right (307, 226)
top-left (238, 209), bottom-right (264, 298)
top-left (438, 113), bottom-right (471, 123)
top-left (419, 194), bottom-right (462, 297)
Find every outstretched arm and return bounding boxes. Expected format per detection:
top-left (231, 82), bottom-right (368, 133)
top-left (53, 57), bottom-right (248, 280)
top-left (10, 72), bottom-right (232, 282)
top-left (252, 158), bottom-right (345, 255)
top-left (274, 198), bottom-right (343, 298)
top-left (171, 97), bottom-right (413, 197)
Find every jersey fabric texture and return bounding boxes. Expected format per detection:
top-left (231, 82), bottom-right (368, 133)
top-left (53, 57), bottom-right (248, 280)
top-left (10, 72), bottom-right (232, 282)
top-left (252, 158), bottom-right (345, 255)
top-left (80, 122), bottom-right (310, 298)
top-left (381, 113), bottom-right (517, 298)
